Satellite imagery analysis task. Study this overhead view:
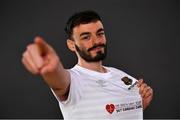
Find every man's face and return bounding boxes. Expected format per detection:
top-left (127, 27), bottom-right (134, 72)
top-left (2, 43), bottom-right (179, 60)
top-left (72, 21), bottom-right (107, 62)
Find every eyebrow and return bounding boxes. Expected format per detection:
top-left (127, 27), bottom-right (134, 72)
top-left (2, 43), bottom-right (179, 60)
top-left (80, 32), bottom-right (90, 37)
top-left (79, 28), bottom-right (104, 37)
top-left (97, 28), bottom-right (104, 33)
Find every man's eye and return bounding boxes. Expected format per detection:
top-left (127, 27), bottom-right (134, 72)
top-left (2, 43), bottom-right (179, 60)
top-left (97, 32), bottom-right (105, 36)
top-left (81, 36), bottom-right (90, 40)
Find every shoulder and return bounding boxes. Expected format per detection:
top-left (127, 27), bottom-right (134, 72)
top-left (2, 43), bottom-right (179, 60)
top-left (67, 65), bottom-right (81, 76)
top-left (66, 66), bottom-right (86, 82)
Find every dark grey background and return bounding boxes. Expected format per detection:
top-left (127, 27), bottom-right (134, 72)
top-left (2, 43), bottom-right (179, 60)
top-left (0, 0), bottom-right (180, 119)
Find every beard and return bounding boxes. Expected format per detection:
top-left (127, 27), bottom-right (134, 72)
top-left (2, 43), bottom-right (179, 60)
top-left (75, 43), bottom-right (107, 62)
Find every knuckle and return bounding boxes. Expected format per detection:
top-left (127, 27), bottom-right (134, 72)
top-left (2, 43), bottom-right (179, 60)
top-left (142, 83), bottom-right (147, 88)
top-left (22, 52), bottom-right (26, 58)
top-left (27, 44), bottom-right (34, 51)
top-left (148, 86), bottom-right (151, 90)
top-left (21, 57), bottom-right (25, 64)
top-left (23, 51), bottom-right (28, 56)
top-left (150, 88), bottom-right (153, 93)
top-left (144, 83), bottom-right (147, 86)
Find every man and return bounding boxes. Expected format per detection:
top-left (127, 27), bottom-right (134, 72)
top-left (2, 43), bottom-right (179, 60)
top-left (22, 10), bottom-right (153, 119)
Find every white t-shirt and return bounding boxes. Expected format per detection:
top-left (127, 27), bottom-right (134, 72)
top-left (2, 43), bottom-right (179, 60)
top-left (52, 65), bottom-right (143, 120)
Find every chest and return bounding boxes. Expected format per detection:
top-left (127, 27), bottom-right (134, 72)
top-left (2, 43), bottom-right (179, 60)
top-left (75, 76), bottom-right (142, 118)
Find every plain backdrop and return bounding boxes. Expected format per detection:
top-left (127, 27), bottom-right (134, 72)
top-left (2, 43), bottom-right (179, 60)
top-left (0, 0), bottom-right (180, 119)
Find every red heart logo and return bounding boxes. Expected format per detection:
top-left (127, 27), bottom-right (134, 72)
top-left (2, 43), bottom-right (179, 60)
top-left (106, 104), bottom-right (115, 114)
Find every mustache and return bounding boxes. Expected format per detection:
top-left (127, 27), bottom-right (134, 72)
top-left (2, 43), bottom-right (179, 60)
top-left (87, 44), bottom-right (106, 52)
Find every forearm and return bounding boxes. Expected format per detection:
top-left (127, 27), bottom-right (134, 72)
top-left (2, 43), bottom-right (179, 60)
top-left (42, 63), bottom-right (70, 98)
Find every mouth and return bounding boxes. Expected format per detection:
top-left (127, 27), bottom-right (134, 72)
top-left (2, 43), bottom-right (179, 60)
top-left (88, 44), bottom-right (105, 52)
top-left (92, 46), bottom-right (103, 52)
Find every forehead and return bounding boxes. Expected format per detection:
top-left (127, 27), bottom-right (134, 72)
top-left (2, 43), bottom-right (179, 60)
top-left (73, 21), bottom-right (104, 35)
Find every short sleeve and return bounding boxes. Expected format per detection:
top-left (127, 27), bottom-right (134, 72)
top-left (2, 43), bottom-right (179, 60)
top-left (51, 69), bottom-right (83, 106)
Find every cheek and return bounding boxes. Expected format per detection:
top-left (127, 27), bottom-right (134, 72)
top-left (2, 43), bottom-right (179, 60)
top-left (77, 44), bottom-right (89, 52)
top-left (81, 42), bottom-right (92, 50)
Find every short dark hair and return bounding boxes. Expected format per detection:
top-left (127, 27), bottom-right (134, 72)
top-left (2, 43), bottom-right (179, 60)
top-left (64, 10), bottom-right (102, 39)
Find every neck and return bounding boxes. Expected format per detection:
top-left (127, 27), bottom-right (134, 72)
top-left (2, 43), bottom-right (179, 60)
top-left (77, 58), bottom-right (107, 73)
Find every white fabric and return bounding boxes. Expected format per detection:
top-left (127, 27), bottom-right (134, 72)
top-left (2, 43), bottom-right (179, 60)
top-left (52, 64), bottom-right (143, 120)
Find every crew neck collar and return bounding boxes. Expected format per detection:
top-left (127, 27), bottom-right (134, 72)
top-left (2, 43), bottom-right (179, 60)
top-left (73, 64), bottom-right (112, 78)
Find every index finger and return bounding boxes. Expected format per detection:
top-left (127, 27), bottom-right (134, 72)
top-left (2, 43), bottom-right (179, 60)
top-left (34, 36), bottom-right (53, 55)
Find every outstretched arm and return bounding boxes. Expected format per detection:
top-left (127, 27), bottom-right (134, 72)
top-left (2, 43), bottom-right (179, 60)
top-left (22, 36), bottom-right (70, 101)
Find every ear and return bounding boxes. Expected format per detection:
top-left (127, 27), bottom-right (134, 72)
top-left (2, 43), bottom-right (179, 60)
top-left (67, 39), bottom-right (76, 52)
